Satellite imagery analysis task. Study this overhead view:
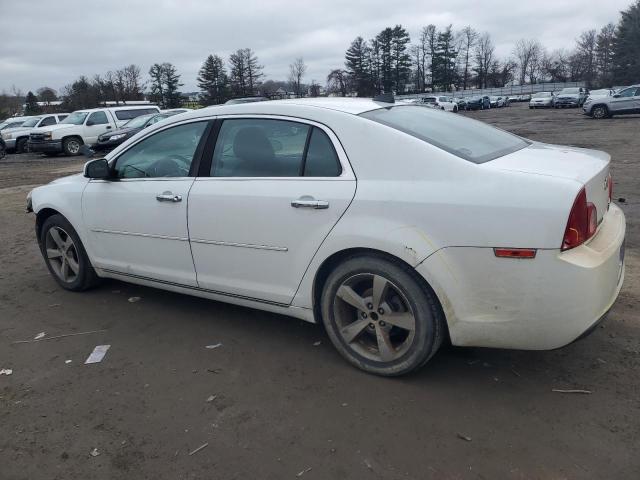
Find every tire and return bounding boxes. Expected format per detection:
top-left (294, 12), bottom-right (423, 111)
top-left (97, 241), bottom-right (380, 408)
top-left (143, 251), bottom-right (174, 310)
top-left (16, 137), bottom-right (28, 154)
top-left (453, 105), bottom-right (458, 113)
top-left (62, 137), bottom-right (83, 156)
top-left (39, 214), bottom-right (100, 291)
top-left (320, 254), bottom-right (446, 376)
top-left (591, 105), bottom-right (609, 119)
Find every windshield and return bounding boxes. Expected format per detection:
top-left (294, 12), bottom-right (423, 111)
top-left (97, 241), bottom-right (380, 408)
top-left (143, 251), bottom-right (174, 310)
top-left (533, 92), bottom-right (551, 98)
top-left (360, 105), bottom-right (529, 164)
top-left (124, 113), bottom-right (157, 129)
top-left (61, 112), bottom-right (89, 125)
top-left (21, 117), bottom-right (41, 127)
top-left (560, 88), bottom-right (580, 94)
top-left (0, 121), bottom-right (24, 130)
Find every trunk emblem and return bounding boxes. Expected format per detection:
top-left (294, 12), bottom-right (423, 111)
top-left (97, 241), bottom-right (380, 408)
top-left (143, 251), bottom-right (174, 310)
top-left (603, 176), bottom-right (609, 190)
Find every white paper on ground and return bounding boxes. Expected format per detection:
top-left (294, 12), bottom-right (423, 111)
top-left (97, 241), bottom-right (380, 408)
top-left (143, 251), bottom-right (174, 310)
top-left (85, 345), bottom-right (110, 364)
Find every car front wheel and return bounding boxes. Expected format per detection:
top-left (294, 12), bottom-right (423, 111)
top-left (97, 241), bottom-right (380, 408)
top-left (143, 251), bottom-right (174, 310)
top-left (592, 105), bottom-right (609, 119)
top-left (62, 137), bottom-right (83, 156)
top-left (320, 255), bottom-right (445, 376)
top-left (40, 214), bottom-right (99, 291)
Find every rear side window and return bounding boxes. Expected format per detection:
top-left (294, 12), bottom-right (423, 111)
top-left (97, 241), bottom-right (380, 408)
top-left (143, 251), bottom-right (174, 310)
top-left (211, 119), bottom-right (310, 177)
top-left (360, 106), bottom-right (528, 164)
top-left (304, 128), bottom-right (341, 177)
top-left (115, 108), bottom-right (160, 120)
top-left (88, 111), bottom-right (109, 125)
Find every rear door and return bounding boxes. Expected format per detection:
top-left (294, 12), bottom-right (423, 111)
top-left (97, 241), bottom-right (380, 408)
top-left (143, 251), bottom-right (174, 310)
top-left (188, 116), bottom-right (356, 305)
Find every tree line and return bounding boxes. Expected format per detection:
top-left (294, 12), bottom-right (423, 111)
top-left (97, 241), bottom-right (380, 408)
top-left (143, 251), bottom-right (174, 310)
top-left (328, 1), bottom-right (639, 96)
top-left (2, 0), bottom-right (638, 117)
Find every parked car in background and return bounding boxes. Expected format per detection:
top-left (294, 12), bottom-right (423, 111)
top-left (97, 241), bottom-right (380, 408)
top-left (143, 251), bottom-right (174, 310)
top-left (225, 97), bottom-right (269, 105)
top-left (161, 108), bottom-right (193, 114)
top-left (586, 89), bottom-right (613, 101)
top-left (529, 92), bottom-right (555, 109)
top-left (29, 106), bottom-right (160, 156)
top-left (28, 98), bottom-right (625, 376)
top-left (1, 113), bottom-right (68, 153)
top-left (95, 111), bottom-right (181, 150)
top-left (554, 87), bottom-right (589, 108)
top-left (489, 96), bottom-right (505, 108)
top-left (583, 84), bottom-right (640, 119)
top-left (0, 116), bottom-right (34, 131)
top-left (465, 96), bottom-right (490, 110)
top-left (500, 96), bottom-right (510, 107)
top-left (420, 96), bottom-right (459, 112)
top-left (451, 97), bottom-right (467, 110)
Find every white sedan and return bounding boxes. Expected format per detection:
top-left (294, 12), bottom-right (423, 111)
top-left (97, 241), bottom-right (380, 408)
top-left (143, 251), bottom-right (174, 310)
top-left (28, 98), bottom-right (626, 376)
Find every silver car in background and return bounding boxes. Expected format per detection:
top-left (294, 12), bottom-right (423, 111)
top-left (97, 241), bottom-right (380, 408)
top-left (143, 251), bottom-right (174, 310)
top-left (529, 92), bottom-right (555, 108)
top-left (583, 85), bottom-right (640, 119)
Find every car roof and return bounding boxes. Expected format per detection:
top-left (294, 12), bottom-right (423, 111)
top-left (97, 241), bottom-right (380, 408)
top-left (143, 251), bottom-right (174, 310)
top-left (207, 98), bottom-right (389, 116)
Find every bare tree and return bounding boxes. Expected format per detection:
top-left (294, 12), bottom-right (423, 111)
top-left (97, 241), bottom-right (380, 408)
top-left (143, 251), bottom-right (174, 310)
top-left (326, 69), bottom-right (349, 96)
top-left (474, 32), bottom-right (494, 89)
top-left (288, 57), bottom-right (307, 97)
top-left (576, 29), bottom-right (597, 87)
top-left (595, 23), bottom-right (615, 85)
top-left (514, 39), bottom-right (542, 84)
top-left (457, 26), bottom-right (477, 90)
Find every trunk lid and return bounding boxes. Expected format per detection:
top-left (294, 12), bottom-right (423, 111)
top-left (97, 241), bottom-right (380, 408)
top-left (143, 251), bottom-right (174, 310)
top-left (484, 142), bottom-right (610, 222)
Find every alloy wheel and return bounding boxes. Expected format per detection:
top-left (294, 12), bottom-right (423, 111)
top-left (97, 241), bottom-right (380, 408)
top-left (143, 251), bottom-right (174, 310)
top-left (45, 226), bottom-right (80, 283)
top-left (66, 139), bottom-right (80, 154)
top-left (333, 273), bottom-right (416, 362)
top-left (593, 107), bottom-right (606, 119)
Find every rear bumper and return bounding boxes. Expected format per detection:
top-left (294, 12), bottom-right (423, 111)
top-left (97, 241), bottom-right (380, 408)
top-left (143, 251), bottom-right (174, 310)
top-left (416, 204), bottom-right (626, 350)
top-left (28, 140), bottom-right (63, 153)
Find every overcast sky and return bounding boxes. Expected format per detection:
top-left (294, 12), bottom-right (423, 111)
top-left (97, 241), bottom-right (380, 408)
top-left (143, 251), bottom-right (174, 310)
top-left (0, 0), bottom-right (631, 94)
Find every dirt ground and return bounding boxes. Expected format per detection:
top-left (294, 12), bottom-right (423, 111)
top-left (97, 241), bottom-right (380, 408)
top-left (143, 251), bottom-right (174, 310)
top-left (1, 103), bottom-right (639, 479)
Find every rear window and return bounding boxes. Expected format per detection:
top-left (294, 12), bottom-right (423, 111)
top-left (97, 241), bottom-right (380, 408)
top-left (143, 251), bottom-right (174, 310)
top-left (115, 108), bottom-right (159, 120)
top-left (360, 106), bottom-right (529, 164)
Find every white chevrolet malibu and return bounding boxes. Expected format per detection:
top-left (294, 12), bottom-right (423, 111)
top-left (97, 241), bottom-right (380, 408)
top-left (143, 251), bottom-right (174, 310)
top-left (27, 98), bottom-right (626, 376)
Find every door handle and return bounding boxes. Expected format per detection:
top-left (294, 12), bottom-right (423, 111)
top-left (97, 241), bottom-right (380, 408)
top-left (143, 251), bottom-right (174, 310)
top-left (291, 197), bottom-right (329, 209)
top-left (156, 191), bottom-right (182, 203)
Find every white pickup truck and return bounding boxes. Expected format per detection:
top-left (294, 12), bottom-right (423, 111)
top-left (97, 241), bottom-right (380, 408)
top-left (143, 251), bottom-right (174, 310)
top-left (28, 105), bottom-right (160, 156)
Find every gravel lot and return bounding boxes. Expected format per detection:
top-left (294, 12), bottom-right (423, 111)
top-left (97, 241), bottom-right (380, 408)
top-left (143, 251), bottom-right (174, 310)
top-left (1, 103), bottom-right (639, 479)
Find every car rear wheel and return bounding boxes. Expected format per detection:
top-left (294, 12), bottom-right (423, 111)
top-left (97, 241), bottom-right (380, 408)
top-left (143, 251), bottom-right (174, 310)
top-left (592, 105), bottom-right (609, 119)
top-left (40, 214), bottom-right (99, 291)
top-left (62, 137), bottom-right (82, 156)
top-left (320, 255), bottom-right (445, 376)
top-left (453, 105), bottom-right (458, 113)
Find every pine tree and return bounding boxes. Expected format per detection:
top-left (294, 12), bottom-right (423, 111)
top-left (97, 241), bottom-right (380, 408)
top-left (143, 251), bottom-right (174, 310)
top-left (376, 28), bottom-right (394, 93)
top-left (24, 91), bottom-right (41, 114)
top-left (390, 25), bottom-right (411, 93)
top-left (244, 49), bottom-right (264, 95)
top-left (148, 63), bottom-right (165, 107)
top-left (432, 25), bottom-right (457, 91)
top-left (197, 54), bottom-right (228, 105)
top-left (345, 36), bottom-right (372, 96)
top-left (229, 49), bottom-right (248, 96)
top-left (163, 63), bottom-right (183, 108)
top-left (612, 0), bottom-right (640, 84)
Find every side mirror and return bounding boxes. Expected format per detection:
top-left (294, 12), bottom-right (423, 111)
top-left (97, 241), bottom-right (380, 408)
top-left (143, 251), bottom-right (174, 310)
top-left (84, 158), bottom-right (111, 179)
top-left (613, 94), bottom-right (620, 98)
top-left (86, 120), bottom-right (95, 126)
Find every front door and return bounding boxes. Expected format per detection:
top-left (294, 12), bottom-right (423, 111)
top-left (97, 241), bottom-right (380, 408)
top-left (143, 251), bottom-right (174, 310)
top-left (610, 87), bottom-right (638, 113)
top-left (82, 120), bottom-right (210, 286)
top-left (84, 111), bottom-right (113, 145)
top-left (188, 117), bottom-right (356, 305)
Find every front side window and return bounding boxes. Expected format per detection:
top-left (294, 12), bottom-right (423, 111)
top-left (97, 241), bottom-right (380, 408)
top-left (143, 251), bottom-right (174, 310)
top-left (114, 121), bottom-right (208, 179)
top-left (21, 117), bottom-right (41, 127)
top-left (617, 87), bottom-right (636, 98)
top-left (360, 105), bottom-right (529, 164)
top-left (40, 116), bottom-right (57, 127)
top-left (88, 111), bottom-right (109, 125)
top-left (211, 119), bottom-right (310, 177)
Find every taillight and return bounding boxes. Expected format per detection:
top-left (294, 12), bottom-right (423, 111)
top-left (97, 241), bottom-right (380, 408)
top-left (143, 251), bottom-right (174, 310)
top-left (562, 187), bottom-right (597, 251)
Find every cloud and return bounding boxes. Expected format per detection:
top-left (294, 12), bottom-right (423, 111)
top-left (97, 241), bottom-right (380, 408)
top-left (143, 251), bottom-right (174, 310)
top-left (0, 0), bottom-right (629, 93)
